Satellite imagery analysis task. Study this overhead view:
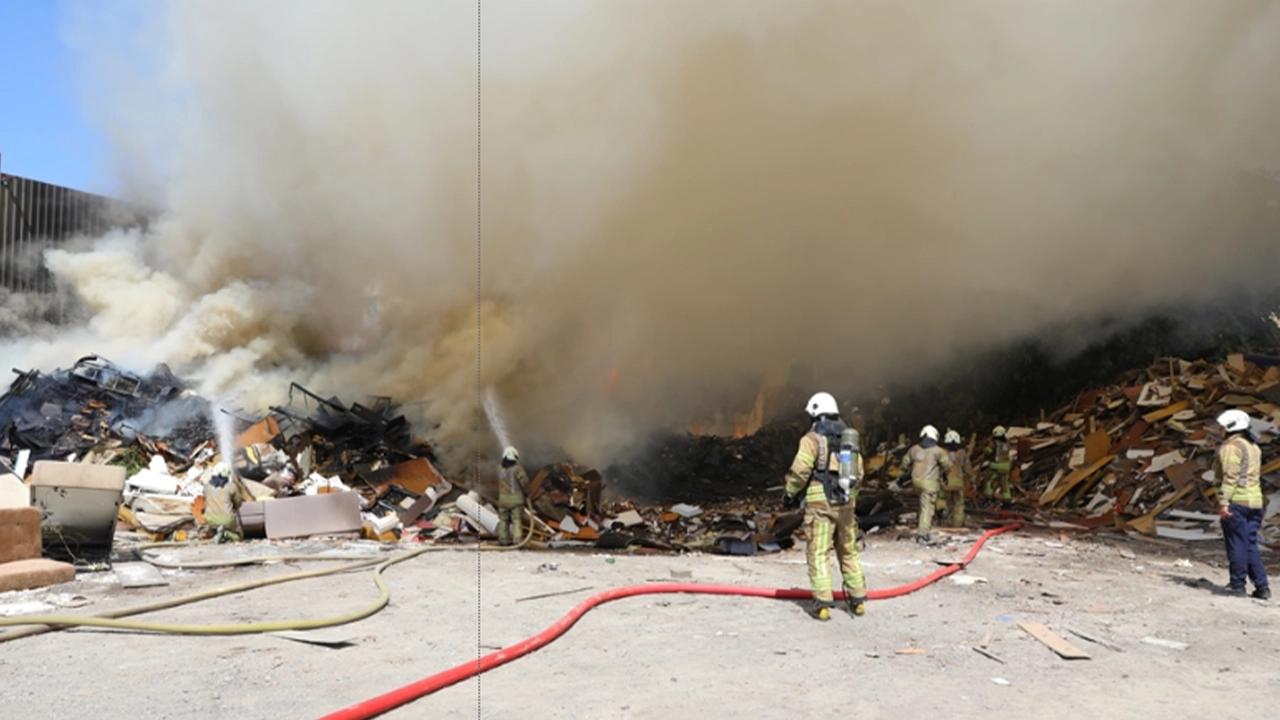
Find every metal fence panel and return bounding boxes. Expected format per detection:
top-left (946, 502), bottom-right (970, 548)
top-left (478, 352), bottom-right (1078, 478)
top-left (0, 172), bottom-right (143, 295)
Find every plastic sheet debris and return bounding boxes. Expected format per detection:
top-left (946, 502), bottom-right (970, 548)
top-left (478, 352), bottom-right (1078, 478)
top-left (1141, 636), bottom-right (1189, 651)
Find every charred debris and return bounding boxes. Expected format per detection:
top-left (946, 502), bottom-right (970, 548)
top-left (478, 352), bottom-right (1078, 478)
top-left (3, 351), bottom-right (1277, 560)
top-left (0, 356), bottom-right (822, 556)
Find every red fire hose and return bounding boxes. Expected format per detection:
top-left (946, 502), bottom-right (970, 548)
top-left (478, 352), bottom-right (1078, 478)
top-left (320, 523), bottom-right (1020, 720)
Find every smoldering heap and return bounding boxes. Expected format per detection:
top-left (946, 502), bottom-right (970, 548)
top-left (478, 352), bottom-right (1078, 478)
top-left (0, 355), bottom-right (211, 462)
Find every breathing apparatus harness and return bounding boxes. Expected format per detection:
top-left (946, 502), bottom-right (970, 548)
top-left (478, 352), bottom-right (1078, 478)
top-left (807, 417), bottom-right (861, 506)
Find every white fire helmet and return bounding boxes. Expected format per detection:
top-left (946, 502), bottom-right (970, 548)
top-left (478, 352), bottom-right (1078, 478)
top-left (501, 446), bottom-right (520, 463)
top-left (920, 425), bottom-right (940, 441)
top-left (992, 425), bottom-right (1007, 439)
top-left (806, 392), bottom-right (839, 418)
top-left (1217, 409), bottom-right (1251, 434)
top-left (944, 429), bottom-right (962, 445)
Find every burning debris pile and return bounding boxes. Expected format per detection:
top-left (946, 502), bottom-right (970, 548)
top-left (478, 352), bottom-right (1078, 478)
top-left (0, 355), bottom-right (455, 551)
top-left (0, 356), bottom-right (819, 557)
top-left (999, 354), bottom-right (1280, 542)
top-left (607, 421), bottom-right (809, 502)
top-left (8, 349), bottom-right (1276, 567)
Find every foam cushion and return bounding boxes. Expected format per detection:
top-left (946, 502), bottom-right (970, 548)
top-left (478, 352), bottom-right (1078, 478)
top-left (0, 558), bottom-right (76, 592)
top-left (0, 507), bottom-right (42, 564)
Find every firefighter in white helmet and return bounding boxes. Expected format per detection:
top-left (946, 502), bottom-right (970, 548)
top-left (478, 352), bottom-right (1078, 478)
top-left (1215, 409), bottom-right (1269, 599)
top-left (902, 424), bottom-right (952, 543)
top-left (942, 429), bottom-right (972, 526)
top-left (496, 446), bottom-right (529, 546)
top-left (782, 392), bottom-right (867, 620)
top-left (983, 425), bottom-right (1013, 504)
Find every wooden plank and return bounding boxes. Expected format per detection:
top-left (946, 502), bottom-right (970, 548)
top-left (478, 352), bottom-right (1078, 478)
top-left (1039, 455), bottom-right (1114, 506)
top-left (1110, 420), bottom-right (1149, 454)
top-left (1126, 484), bottom-right (1194, 535)
top-left (1142, 400), bottom-right (1190, 424)
top-left (972, 646), bottom-right (1005, 664)
top-left (1018, 621), bottom-right (1091, 660)
top-left (1083, 430), bottom-right (1111, 464)
top-left (1164, 461), bottom-right (1198, 491)
top-left (1261, 457), bottom-right (1280, 475)
top-left (1068, 628), bottom-right (1124, 653)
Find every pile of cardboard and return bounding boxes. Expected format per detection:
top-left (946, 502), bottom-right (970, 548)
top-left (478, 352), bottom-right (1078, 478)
top-left (1002, 354), bottom-right (1280, 541)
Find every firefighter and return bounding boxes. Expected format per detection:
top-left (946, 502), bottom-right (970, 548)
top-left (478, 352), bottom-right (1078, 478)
top-left (202, 464), bottom-right (246, 543)
top-left (783, 392), bottom-right (867, 621)
top-left (983, 425), bottom-right (1013, 504)
top-left (942, 429), bottom-right (972, 526)
top-left (1215, 410), bottom-right (1270, 599)
top-left (496, 446), bottom-right (529, 546)
top-left (903, 425), bottom-right (951, 543)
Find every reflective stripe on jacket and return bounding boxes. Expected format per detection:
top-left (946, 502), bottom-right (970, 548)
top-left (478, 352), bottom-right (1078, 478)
top-left (1217, 435), bottom-right (1262, 508)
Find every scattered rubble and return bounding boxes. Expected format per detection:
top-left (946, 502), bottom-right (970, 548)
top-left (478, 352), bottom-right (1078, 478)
top-left (972, 354), bottom-right (1280, 543)
top-left (0, 356), bottom-right (825, 558)
top-left (2, 352), bottom-right (1276, 569)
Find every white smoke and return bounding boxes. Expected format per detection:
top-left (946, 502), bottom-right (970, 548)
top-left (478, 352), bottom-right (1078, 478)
top-left (5, 0), bottom-right (1278, 470)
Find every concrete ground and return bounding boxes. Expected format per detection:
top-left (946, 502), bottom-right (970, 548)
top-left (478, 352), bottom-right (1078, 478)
top-left (0, 527), bottom-right (1276, 720)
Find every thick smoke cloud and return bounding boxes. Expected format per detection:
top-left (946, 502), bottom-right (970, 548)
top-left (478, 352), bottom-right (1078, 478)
top-left (7, 1), bottom-right (1280, 468)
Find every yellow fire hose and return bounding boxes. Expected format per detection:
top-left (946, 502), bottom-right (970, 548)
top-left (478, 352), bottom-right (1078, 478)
top-left (0, 509), bottom-right (538, 644)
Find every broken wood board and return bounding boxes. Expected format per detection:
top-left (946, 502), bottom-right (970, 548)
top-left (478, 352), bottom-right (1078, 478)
top-left (1142, 401), bottom-right (1190, 424)
top-left (1018, 621), bottom-right (1091, 660)
top-left (236, 416), bottom-right (281, 448)
top-left (366, 458), bottom-right (448, 495)
top-left (1068, 628), bottom-right (1123, 652)
top-left (1164, 461), bottom-right (1199, 491)
top-left (1083, 430), bottom-right (1111, 464)
top-left (972, 646), bottom-right (1005, 664)
top-left (1154, 524), bottom-right (1221, 541)
top-left (1260, 457), bottom-right (1280, 476)
top-left (1221, 394), bottom-right (1262, 406)
top-left (894, 647), bottom-right (928, 655)
top-left (1110, 420), bottom-right (1150, 454)
top-left (1060, 511), bottom-right (1117, 530)
top-left (1039, 455), bottom-right (1115, 507)
top-left (1126, 484), bottom-right (1194, 535)
top-left (112, 561), bottom-right (169, 588)
top-left (1145, 450), bottom-right (1187, 474)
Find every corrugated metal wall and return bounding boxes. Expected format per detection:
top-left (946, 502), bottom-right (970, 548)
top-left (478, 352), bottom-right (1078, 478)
top-left (0, 173), bottom-right (132, 294)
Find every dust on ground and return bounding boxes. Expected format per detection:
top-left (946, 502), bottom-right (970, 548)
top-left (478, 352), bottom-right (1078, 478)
top-left (0, 528), bottom-right (1276, 720)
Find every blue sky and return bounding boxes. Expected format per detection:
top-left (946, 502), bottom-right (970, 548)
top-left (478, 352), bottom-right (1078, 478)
top-left (0, 0), bottom-right (110, 194)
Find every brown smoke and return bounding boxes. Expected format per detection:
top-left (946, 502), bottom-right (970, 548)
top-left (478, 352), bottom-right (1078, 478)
top-left (13, 1), bottom-right (1280, 468)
